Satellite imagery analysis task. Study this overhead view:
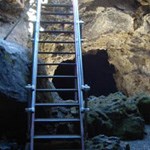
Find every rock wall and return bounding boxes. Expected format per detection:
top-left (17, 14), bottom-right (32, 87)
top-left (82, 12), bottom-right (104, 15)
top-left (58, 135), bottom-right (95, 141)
top-left (0, 0), bottom-right (29, 47)
top-left (0, 40), bottom-right (30, 102)
top-left (80, 0), bottom-right (150, 96)
top-left (0, 39), bottom-right (29, 143)
top-left (0, 0), bottom-right (150, 147)
top-left (0, 39), bottom-right (58, 143)
top-left (0, 0), bottom-right (150, 96)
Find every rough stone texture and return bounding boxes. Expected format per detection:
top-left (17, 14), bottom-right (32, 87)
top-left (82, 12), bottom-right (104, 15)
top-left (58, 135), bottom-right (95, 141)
top-left (79, 0), bottom-right (150, 96)
top-left (87, 92), bottom-right (145, 140)
top-left (0, 19), bottom-right (29, 47)
top-left (138, 0), bottom-right (150, 5)
top-left (85, 134), bottom-right (130, 150)
top-left (0, 39), bottom-right (29, 102)
top-left (25, 0), bottom-right (150, 97)
top-left (0, 0), bottom-right (25, 13)
top-left (0, 40), bottom-right (29, 142)
top-left (0, 0), bottom-right (29, 47)
top-left (48, 92), bottom-right (145, 140)
top-left (0, 40), bottom-right (58, 143)
top-left (136, 94), bottom-right (150, 123)
top-left (0, 0), bottom-right (150, 146)
top-left (0, 39), bottom-right (59, 102)
top-left (1, 0), bottom-right (149, 97)
top-left (0, 0), bottom-right (150, 97)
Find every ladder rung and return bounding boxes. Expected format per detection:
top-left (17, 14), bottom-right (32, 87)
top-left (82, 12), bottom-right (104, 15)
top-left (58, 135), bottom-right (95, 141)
top-left (42, 4), bottom-right (72, 7)
top-left (34, 118), bottom-right (80, 122)
top-left (38, 40), bottom-right (75, 44)
top-left (40, 21), bottom-right (74, 25)
top-left (35, 103), bottom-right (79, 107)
top-left (41, 12), bottom-right (73, 16)
top-left (38, 63), bottom-right (76, 66)
top-left (34, 135), bottom-right (81, 139)
top-left (38, 51), bottom-right (75, 55)
top-left (36, 89), bottom-right (78, 92)
top-left (40, 30), bottom-right (74, 34)
top-left (37, 75), bottom-right (77, 78)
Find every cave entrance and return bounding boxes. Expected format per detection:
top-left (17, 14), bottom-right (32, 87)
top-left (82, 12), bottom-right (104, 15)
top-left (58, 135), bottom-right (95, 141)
top-left (52, 50), bottom-right (118, 100)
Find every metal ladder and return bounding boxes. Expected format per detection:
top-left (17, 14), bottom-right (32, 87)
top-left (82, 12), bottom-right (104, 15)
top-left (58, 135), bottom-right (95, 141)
top-left (27, 0), bottom-right (89, 149)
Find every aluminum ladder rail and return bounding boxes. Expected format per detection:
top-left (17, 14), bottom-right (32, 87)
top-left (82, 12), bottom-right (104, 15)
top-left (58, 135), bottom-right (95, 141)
top-left (27, 0), bottom-right (88, 149)
top-left (30, 0), bottom-right (42, 150)
top-left (73, 0), bottom-right (85, 149)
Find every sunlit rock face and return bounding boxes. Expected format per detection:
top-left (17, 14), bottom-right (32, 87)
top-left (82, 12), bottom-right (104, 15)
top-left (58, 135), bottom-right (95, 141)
top-left (137, 0), bottom-right (150, 5)
top-left (0, 0), bottom-right (150, 97)
top-left (0, 0), bottom-right (28, 47)
top-left (79, 0), bottom-right (150, 96)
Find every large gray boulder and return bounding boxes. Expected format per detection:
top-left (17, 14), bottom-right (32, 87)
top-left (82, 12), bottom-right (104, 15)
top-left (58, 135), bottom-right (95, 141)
top-left (0, 39), bottom-right (30, 143)
top-left (0, 39), bottom-right (29, 102)
top-left (0, 40), bottom-right (60, 143)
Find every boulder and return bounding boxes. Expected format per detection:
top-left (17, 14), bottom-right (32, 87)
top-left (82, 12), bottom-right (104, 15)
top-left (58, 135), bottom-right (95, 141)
top-left (0, 39), bottom-right (29, 102)
top-left (0, 39), bottom-right (58, 103)
top-left (0, 0), bottom-right (28, 47)
top-left (137, 0), bottom-right (150, 5)
top-left (49, 92), bottom-right (145, 140)
top-left (0, 39), bottom-right (29, 142)
top-left (136, 94), bottom-right (150, 124)
top-left (85, 134), bottom-right (130, 150)
top-left (0, 39), bottom-right (59, 143)
top-left (86, 92), bottom-right (145, 140)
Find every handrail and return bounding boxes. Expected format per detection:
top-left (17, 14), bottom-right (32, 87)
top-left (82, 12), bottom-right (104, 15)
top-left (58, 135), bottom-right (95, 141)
top-left (72, 0), bottom-right (85, 149)
top-left (3, 1), bottom-right (35, 40)
top-left (30, 0), bottom-right (42, 150)
top-left (72, 0), bottom-right (84, 111)
top-left (31, 0), bottom-right (42, 112)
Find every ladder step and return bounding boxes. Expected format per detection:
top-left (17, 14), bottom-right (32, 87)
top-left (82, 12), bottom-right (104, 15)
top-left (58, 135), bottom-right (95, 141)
top-left (34, 135), bottom-right (81, 140)
top-left (38, 63), bottom-right (76, 66)
top-left (38, 40), bottom-right (75, 44)
top-left (37, 75), bottom-right (77, 78)
top-left (35, 103), bottom-right (79, 107)
top-left (40, 21), bottom-right (74, 25)
top-left (42, 4), bottom-right (72, 7)
top-left (34, 118), bottom-right (80, 122)
top-left (41, 12), bottom-right (73, 16)
top-left (31, 1), bottom-right (84, 149)
top-left (36, 89), bottom-right (78, 92)
top-left (40, 30), bottom-right (74, 34)
top-left (38, 51), bottom-right (75, 55)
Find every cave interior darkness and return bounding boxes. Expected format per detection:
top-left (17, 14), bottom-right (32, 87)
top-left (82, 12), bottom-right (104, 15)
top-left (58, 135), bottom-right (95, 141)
top-left (52, 50), bottom-right (118, 100)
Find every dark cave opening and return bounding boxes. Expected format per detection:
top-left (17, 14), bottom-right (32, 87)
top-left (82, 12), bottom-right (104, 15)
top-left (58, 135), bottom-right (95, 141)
top-left (83, 50), bottom-right (118, 97)
top-left (52, 50), bottom-right (118, 100)
top-left (52, 60), bottom-right (76, 100)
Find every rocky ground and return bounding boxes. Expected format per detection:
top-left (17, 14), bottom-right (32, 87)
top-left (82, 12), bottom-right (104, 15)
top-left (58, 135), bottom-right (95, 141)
top-left (127, 125), bottom-right (150, 150)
